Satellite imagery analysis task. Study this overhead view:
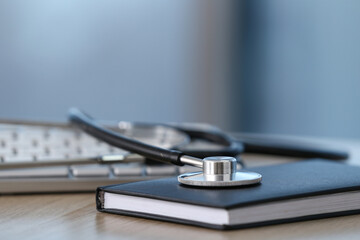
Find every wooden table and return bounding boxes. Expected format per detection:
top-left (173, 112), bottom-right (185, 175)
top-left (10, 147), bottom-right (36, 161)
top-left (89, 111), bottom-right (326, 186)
top-left (2, 137), bottom-right (360, 240)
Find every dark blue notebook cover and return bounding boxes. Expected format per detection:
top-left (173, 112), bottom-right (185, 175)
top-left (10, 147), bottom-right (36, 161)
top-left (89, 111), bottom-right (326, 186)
top-left (96, 160), bottom-right (360, 229)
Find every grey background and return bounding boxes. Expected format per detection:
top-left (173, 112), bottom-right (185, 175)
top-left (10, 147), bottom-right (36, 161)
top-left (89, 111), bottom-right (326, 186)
top-left (237, 0), bottom-right (360, 138)
top-left (1, 0), bottom-right (360, 138)
top-left (0, 1), bottom-right (202, 123)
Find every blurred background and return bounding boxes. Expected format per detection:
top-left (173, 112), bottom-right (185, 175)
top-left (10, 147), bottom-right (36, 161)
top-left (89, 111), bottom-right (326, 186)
top-left (0, 0), bottom-right (359, 138)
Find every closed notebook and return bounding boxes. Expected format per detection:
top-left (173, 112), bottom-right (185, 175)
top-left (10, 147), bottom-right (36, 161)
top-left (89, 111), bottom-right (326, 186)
top-left (96, 160), bottom-right (360, 230)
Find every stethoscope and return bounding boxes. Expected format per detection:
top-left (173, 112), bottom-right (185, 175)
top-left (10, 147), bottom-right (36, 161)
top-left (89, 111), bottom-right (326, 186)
top-left (69, 108), bottom-right (349, 188)
top-left (69, 108), bottom-right (262, 187)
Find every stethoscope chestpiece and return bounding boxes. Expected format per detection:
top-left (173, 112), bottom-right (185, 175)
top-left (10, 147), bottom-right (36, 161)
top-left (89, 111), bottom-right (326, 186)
top-left (178, 156), bottom-right (262, 187)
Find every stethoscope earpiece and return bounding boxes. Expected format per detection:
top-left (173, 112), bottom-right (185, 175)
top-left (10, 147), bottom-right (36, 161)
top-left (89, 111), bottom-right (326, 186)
top-left (178, 156), bottom-right (262, 187)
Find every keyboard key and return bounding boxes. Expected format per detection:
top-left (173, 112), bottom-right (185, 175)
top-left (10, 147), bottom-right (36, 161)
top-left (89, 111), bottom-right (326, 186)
top-left (178, 165), bottom-right (202, 174)
top-left (71, 164), bottom-right (110, 177)
top-left (0, 167), bottom-right (68, 178)
top-left (0, 147), bottom-right (12, 156)
top-left (0, 130), bottom-right (16, 141)
top-left (112, 163), bottom-right (143, 176)
top-left (146, 165), bottom-right (177, 176)
top-left (36, 155), bottom-right (69, 162)
top-left (3, 154), bottom-right (34, 162)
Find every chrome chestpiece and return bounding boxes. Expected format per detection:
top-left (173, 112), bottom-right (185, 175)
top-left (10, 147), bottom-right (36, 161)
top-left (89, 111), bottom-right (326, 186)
top-left (178, 156), bottom-right (262, 187)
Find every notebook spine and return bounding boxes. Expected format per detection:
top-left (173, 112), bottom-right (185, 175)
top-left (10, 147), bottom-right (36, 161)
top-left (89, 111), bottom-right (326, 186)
top-left (96, 188), bottom-right (105, 210)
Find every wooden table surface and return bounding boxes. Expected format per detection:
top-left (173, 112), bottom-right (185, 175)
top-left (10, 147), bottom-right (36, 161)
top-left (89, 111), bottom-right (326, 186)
top-left (2, 137), bottom-right (360, 240)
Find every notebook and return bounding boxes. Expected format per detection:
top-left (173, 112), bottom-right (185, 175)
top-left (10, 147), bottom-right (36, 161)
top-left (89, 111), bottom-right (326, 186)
top-left (96, 160), bottom-right (360, 230)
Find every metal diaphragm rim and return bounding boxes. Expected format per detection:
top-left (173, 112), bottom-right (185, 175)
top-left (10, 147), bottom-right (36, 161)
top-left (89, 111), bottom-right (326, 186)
top-left (177, 171), bottom-right (262, 187)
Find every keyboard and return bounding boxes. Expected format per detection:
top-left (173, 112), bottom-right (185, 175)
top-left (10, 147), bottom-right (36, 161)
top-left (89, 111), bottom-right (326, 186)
top-left (0, 163), bottom-right (199, 194)
top-left (0, 120), bottom-right (198, 194)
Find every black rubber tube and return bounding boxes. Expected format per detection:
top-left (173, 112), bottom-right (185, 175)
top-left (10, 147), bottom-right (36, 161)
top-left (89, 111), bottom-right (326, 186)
top-left (170, 127), bottom-right (244, 158)
top-left (68, 108), bottom-right (184, 166)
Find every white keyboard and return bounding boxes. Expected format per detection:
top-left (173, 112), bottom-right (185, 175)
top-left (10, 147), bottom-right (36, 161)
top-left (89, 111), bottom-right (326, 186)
top-left (0, 121), bottom-right (198, 194)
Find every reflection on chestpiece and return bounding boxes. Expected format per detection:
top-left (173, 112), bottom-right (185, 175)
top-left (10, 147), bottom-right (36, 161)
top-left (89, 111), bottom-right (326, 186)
top-left (178, 156), bottom-right (262, 187)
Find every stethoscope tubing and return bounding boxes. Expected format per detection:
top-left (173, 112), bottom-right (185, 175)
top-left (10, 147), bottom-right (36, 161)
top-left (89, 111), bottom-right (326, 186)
top-left (166, 126), bottom-right (244, 158)
top-left (69, 108), bottom-right (348, 166)
top-left (68, 108), bottom-right (185, 166)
